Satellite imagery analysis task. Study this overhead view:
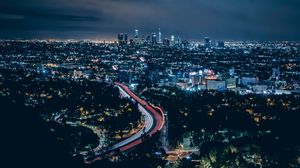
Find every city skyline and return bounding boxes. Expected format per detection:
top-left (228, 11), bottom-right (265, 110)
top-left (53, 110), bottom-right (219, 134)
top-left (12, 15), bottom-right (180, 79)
top-left (1, 1), bottom-right (300, 168)
top-left (1, 0), bottom-right (300, 40)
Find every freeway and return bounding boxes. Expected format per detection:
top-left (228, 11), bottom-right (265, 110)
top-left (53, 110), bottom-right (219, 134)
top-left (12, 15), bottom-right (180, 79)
top-left (83, 82), bottom-right (165, 164)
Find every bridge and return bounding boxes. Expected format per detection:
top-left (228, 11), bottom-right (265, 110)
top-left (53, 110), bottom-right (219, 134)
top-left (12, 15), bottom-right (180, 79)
top-left (83, 82), bottom-right (165, 164)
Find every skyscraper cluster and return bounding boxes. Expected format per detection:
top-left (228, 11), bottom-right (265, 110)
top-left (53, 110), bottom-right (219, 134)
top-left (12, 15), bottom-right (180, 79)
top-left (117, 28), bottom-right (175, 46)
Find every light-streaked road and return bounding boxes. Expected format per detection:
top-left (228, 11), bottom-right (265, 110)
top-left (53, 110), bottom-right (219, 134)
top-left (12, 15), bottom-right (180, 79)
top-left (83, 82), bottom-right (164, 164)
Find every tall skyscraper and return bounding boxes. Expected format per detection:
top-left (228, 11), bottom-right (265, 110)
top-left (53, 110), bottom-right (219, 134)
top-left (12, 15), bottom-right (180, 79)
top-left (118, 33), bottom-right (128, 45)
top-left (134, 29), bottom-right (140, 44)
top-left (176, 36), bottom-right (181, 45)
top-left (158, 28), bottom-right (162, 44)
top-left (151, 32), bottom-right (157, 45)
top-left (134, 29), bottom-right (139, 38)
top-left (170, 35), bottom-right (175, 46)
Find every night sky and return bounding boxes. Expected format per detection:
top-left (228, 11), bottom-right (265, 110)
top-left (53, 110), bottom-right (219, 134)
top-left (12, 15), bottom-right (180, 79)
top-left (0, 0), bottom-right (300, 40)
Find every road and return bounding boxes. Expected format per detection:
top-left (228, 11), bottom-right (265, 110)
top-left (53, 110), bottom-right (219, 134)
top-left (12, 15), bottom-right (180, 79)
top-left (83, 82), bottom-right (165, 164)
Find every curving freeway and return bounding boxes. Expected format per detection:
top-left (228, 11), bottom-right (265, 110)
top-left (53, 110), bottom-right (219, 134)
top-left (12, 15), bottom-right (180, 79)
top-left (83, 82), bottom-right (165, 164)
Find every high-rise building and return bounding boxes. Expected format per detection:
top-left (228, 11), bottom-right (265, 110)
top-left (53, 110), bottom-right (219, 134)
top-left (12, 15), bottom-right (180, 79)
top-left (134, 29), bottom-right (139, 38)
top-left (158, 28), bottom-right (162, 44)
top-left (134, 29), bottom-right (141, 44)
top-left (176, 36), bottom-right (182, 45)
top-left (118, 33), bottom-right (128, 45)
top-left (151, 32), bottom-right (157, 45)
top-left (217, 41), bottom-right (225, 48)
top-left (170, 35), bottom-right (175, 46)
top-left (204, 37), bottom-right (211, 48)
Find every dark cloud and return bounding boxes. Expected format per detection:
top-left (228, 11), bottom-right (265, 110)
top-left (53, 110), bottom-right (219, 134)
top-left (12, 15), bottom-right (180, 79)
top-left (0, 0), bottom-right (299, 40)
